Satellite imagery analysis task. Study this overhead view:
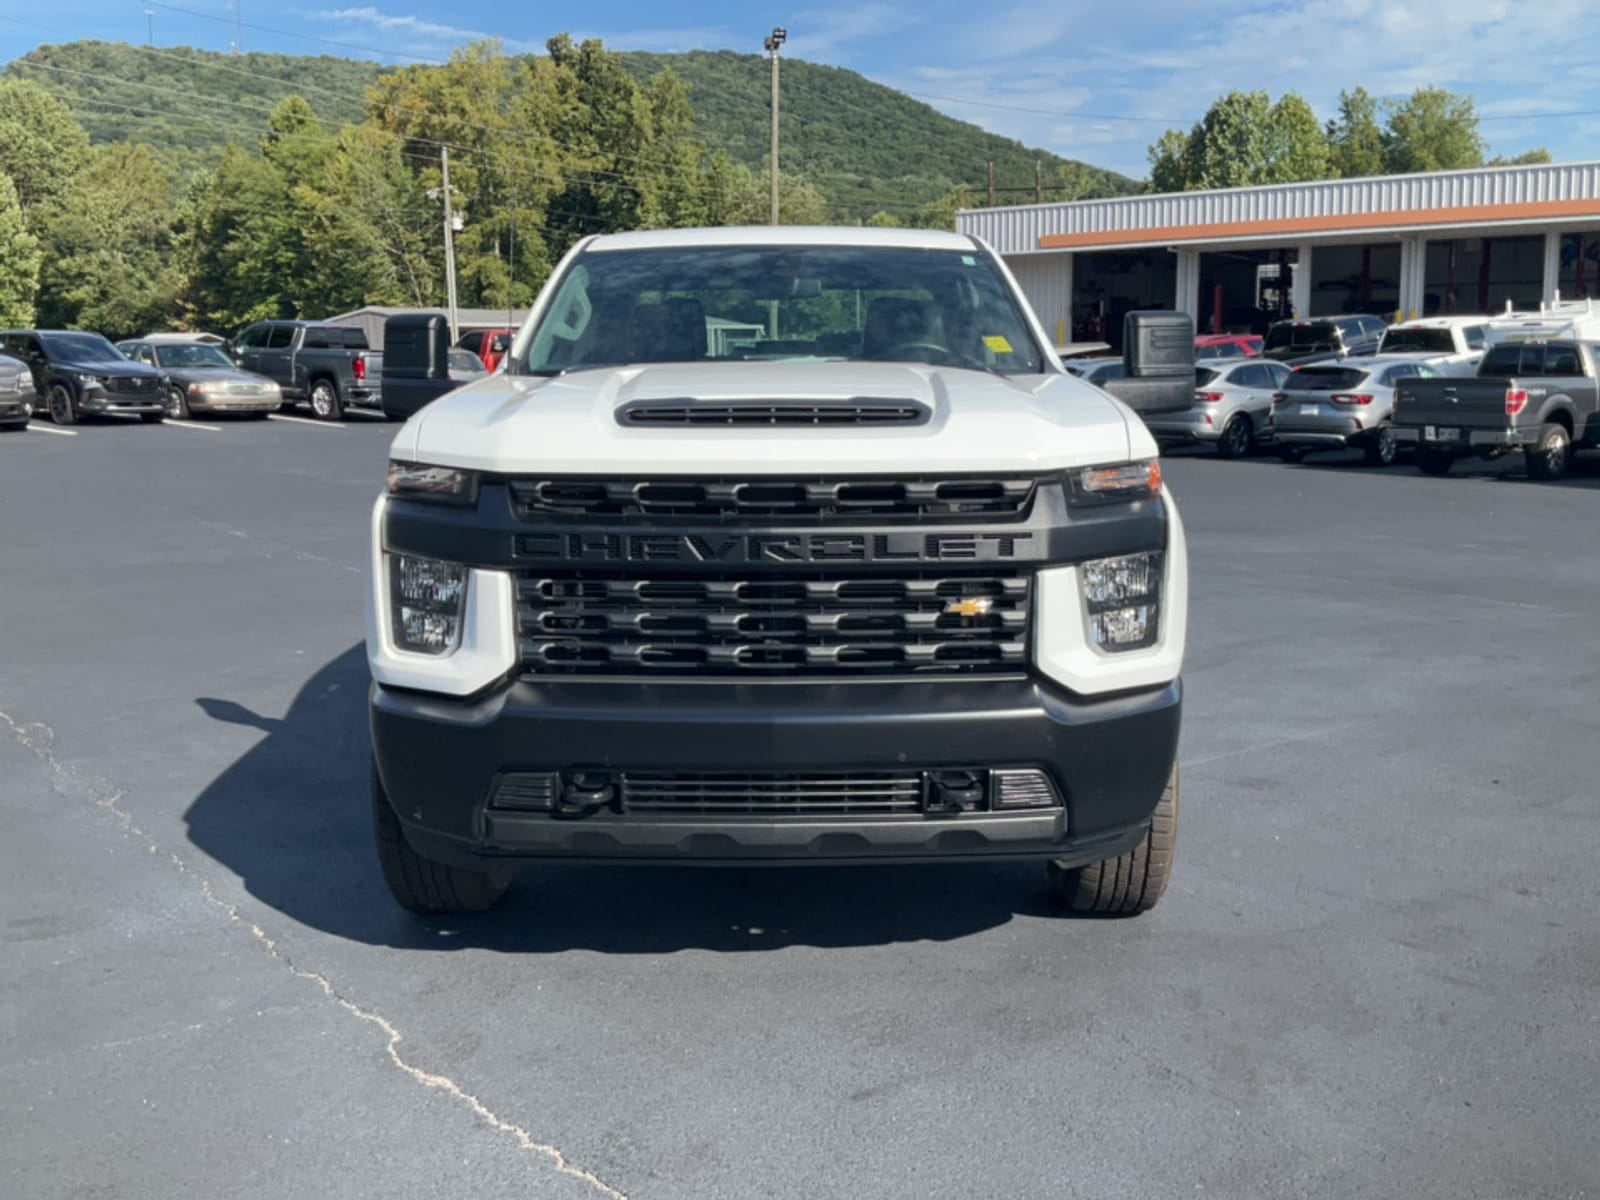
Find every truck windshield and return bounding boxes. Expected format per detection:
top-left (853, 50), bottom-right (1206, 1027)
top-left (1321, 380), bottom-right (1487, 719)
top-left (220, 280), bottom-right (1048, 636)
top-left (1380, 328), bottom-right (1454, 354)
top-left (1264, 322), bottom-right (1338, 354)
top-left (521, 245), bottom-right (1046, 375)
top-left (40, 332), bottom-right (122, 361)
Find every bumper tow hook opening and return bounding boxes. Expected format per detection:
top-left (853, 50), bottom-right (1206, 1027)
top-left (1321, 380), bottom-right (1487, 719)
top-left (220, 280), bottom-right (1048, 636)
top-left (556, 775), bottom-right (615, 818)
top-left (924, 771), bottom-right (983, 817)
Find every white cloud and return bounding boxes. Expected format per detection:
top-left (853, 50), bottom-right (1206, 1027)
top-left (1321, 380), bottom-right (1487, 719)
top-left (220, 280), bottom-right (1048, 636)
top-left (305, 6), bottom-right (490, 43)
top-left (569, 26), bottom-right (736, 53)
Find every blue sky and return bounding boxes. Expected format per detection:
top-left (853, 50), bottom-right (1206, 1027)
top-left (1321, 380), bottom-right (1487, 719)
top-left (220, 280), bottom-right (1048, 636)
top-left (1, 0), bottom-right (1590, 180)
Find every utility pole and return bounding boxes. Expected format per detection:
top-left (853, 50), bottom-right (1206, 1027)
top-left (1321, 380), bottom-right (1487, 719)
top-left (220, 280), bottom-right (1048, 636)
top-left (764, 27), bottom-right (787, 225)
top-left (440, 147), bottom-right (460, 345)
top-left (145, 9), bottom-right (154, 44)
top-left (987, 160), bottom-right (995, 207)
top-left (1035, 159), bottom-right (1043, 203)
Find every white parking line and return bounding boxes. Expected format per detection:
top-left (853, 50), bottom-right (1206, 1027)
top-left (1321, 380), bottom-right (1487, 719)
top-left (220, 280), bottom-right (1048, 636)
top-left (267, 413), bottom-right (342, 429)
top-left (163, 419), bottom-right (224, 433)
top-left (25, 424), bottom-right (77, 437)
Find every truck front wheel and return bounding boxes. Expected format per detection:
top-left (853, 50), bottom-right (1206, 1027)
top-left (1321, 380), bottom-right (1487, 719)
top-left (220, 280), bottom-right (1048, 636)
top-left (1048, 765), bottom-right (1177, 916)
top-left (1526, 422), bottom-right (1571, 481)
top-left (309, 378), bottom-right (344, 421)
top-left (372, 769), bottom-right (509, 914)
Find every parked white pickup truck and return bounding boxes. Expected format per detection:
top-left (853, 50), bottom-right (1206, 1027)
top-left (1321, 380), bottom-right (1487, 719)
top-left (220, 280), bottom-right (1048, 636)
top-left (1375, 316), bottom-right (1490, 376)
top-left (366, 226), bottom-right (1188, 918)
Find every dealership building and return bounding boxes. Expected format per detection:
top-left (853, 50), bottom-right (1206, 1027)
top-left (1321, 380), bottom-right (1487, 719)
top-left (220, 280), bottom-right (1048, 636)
top-left (957, 160), bottom-right (1600, 350)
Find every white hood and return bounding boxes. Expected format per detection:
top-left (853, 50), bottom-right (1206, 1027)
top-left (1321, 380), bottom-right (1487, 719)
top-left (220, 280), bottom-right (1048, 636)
top-left (393, 362), bottom-right (1147, 475)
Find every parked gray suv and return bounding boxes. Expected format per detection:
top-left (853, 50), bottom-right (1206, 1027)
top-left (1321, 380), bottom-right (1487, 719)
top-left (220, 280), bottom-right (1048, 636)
top-left (1145, 358), bottom-right (1294, 457)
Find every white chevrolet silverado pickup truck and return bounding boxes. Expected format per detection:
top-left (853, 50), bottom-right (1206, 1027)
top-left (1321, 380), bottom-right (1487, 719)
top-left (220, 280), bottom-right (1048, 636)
top-left (366, 226), bottom-right (1188, 917)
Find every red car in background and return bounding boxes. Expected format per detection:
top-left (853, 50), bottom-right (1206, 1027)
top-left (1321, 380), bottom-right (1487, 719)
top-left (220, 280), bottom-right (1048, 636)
top-left (1195, 334), bottom-right (1263, 361)
top-left (454, 327), bottom-right (517, 373)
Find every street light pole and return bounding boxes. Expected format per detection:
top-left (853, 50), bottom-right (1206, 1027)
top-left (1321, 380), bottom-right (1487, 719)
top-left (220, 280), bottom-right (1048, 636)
top-left (764, 27), bottom-right (786, 225)
top-left (440, 147), bottom-right (460, 345)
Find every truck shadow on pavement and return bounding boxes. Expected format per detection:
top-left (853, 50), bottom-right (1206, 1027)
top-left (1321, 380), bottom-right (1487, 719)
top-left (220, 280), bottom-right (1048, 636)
top-left (183, 644), bottom-right (1055, 953)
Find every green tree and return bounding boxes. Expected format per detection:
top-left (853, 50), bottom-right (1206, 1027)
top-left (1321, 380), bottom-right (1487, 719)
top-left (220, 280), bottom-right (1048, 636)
top-left (185, 146), bottom-right (299, 330)
top-left (865, 210), bottom-right (903, 228)
top-left (1147, 129), bottom-right (1192, 194)
top-left (1264, 94), bottom-right (1330, 182)
top-left (1187, 91), bottom-right (1277, 188)
top-left (1327, 88), bottom-right (1385, 178)
top-left (0, 78), bottom-right (91, 219)
top-left (0, 173), bottom-right (42, 327)
top-left (1382, 87), bottom-right (1484, 173)
top-left (1490, 148), bottom-right (1554, 166)
top-left (35, 143), bottom-right (182, 337)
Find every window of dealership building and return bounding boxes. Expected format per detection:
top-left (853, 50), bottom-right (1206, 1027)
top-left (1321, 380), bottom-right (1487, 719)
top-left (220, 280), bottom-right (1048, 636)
top-left (956, 161), bottom-right (1600, 351)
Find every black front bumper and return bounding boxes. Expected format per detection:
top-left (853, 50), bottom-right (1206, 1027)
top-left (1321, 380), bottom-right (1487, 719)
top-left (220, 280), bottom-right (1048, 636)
top-left (371, 675), bottom-right (1181, 868)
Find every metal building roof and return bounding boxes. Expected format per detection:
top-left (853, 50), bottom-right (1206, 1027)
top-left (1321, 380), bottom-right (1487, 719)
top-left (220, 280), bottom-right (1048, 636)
top-left (958, 161), bottom-right (1600, 255)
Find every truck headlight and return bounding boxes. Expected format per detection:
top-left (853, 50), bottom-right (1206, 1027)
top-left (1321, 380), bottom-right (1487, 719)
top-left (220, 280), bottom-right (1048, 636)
top-left (387, 460), bottom-right (478, 504)
top-left (390, 553), bottom-right (468, 655)
top-left (1068, 460), bottom-right (1161, 504)
top-left (1080, 551), bottom-right (1162, 651)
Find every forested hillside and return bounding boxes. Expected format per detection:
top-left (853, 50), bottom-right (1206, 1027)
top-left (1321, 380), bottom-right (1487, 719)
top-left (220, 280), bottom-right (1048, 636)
top-left (7, 40), bottom-right (1137, 215)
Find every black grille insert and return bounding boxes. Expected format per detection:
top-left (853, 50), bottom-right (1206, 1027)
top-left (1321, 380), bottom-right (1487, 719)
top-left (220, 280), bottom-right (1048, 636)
top-left (519, 572), bottom-right (1030, 675)
top-left (507, 476), bottom-right (1036, 521)
top-left (620, 771), bottom-right (927, 815)
top-left (617, 399), bottom-right (931, 427)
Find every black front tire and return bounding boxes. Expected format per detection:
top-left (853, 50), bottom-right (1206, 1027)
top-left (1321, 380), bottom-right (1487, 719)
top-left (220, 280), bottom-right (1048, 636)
top-left (1049, 765), bottom-right (1177, 916)
top-left (1416, 446), bottom-right (1455, 476)
top-left (1363, 424), bottom-right (1397, 467)
top-left (1526, 422), bottom-right (1571, 481)
top-left (1216, 415), bottom-right (1251, 459)
top-left (48, 383), bottom-right (78, 426)
top-left (372, 769), bottom-right (509, 914)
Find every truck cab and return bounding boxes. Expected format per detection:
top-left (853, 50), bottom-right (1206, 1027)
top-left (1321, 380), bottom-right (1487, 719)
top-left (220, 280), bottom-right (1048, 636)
top-left (1376, 316), bottom-right (1489, 376)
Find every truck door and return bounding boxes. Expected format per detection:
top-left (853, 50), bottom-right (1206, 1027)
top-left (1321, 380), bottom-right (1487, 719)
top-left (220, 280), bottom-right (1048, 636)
top-left (258, 325), bottom-right (297, 389)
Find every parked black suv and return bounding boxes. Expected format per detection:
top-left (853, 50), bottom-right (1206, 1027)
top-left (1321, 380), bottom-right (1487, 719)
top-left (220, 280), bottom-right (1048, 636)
top-left (0, 330), bottom-right (166, 425)
top-left (1261, 314), bottom-right (1387, 365)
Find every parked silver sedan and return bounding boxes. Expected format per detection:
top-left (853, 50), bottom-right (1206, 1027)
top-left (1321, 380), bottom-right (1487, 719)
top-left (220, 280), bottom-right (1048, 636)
top-left (1144, 358), bottom-right (1294, 458)
top-left (1271, 356), bottom-right (1442, 467)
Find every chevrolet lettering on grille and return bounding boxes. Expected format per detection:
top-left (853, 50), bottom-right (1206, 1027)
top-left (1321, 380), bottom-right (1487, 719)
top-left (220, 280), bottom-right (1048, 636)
top-left (515, 531), bottom-right (1036, 565)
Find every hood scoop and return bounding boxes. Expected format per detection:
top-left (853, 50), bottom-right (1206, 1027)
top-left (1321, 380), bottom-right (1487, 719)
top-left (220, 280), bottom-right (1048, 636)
top-left (616, 397), bottom-right (931, 428)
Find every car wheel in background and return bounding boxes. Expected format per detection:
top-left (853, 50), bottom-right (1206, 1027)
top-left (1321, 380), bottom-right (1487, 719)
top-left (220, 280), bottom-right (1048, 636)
top-left (1363, 424), bottom-right (1397, 467)
top-left (1526, 423), bottom-right (1571, 481)
top-left (372, 768), bottom-right (509, 914)
top-left (1276, 444), bottom-right (1306, 463)
top-left (309, 379), bottom-right (344, 421)
top-left (48, 383), bottom-right (78, 426)
top-left (1216, 415), bottom-right (1251, 459)
top-left (165, 386), bottom-right (191, 420)
top-left (1416, 447), bottom-right (1454, 476)
top-left (1049, 765), bottom-right (1177, 916)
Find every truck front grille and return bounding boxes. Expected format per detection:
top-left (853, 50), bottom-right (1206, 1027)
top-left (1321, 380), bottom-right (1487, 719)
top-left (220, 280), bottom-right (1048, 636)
top-left (506, 476), bottom-right (1035, 522)
top-left (620, 771), bottom-right (926, 815)
top-left (517, 571), bottom-right (1029, 675)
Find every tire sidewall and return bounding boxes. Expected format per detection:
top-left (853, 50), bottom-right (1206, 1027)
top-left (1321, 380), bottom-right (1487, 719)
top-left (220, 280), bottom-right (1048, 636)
top-left (1537, 424), bottom-right (1570, 479)
top-left (310, 380), bottom-right (339, 420)
top-left (49, 383), bottom-right (77, 425)
top-left (1218, 415), bottom-right (1250, 459)
top-left (166, 385), bottom-right (190, 420)
top-left (1371, 424), bottom-right (1396, 467)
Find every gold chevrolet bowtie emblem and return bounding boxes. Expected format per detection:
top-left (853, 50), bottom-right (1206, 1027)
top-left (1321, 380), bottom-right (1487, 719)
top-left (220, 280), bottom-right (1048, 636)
top-left (944, 597), bottom-right (994, 617)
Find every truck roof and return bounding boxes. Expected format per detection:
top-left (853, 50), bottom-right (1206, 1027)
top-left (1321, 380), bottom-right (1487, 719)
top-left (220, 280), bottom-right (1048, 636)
top-left (582, 225), bottom-right (980, 254)
top-left (1389, 315), bottom-right (1491, 329)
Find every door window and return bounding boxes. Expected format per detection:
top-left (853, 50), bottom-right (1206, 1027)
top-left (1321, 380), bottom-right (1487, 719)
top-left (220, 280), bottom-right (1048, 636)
top-left (1544, 345), bottom-right (1582, 375)
top-left (238, 325), bottom-right (268, 349)
top-left (1463, 325), bottom-right (1485, 351)
top-left (266, 326), bottom-right (295, 349)
top-left (457, 331), bottom-right (483, 355)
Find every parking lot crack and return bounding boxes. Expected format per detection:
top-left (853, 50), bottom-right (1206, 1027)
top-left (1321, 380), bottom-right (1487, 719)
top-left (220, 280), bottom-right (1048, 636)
top-left (0, 707), bottom-right (628, 1200)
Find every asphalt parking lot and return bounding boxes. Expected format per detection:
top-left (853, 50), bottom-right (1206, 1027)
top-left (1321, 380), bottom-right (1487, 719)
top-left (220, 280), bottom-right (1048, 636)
top-left (3, 418), bottom-right (1598, 1200)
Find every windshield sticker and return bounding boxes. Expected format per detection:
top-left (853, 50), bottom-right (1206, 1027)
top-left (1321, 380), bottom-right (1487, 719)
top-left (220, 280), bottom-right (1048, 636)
top-left (983, 335), bottom-right (1014, 354)
top-left (961, 255), bottom-right (977, 266)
